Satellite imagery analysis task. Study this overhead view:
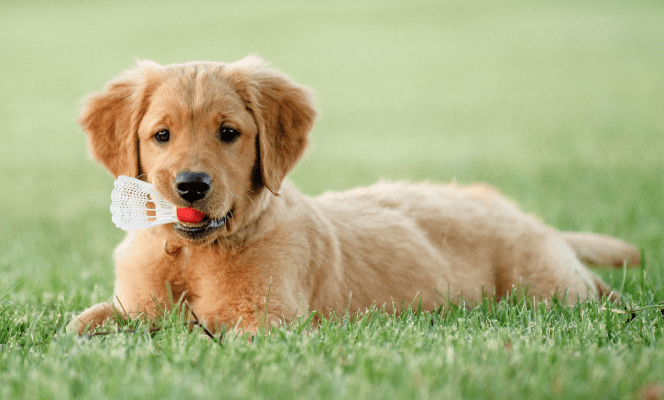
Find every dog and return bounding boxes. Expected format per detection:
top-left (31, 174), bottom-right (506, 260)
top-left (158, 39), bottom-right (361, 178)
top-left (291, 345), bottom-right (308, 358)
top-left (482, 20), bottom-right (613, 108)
top-left (67, 56), bottom-right (640, 334)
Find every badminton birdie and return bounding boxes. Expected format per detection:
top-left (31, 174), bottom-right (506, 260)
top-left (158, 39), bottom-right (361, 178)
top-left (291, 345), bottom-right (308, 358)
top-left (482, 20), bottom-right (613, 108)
top-left (110, 175), bottom-right (206, 231)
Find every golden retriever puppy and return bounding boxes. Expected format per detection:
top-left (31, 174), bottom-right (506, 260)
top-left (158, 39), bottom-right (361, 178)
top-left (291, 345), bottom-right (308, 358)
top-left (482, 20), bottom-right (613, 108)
top-left (68, 56), bottom-right (640, 334)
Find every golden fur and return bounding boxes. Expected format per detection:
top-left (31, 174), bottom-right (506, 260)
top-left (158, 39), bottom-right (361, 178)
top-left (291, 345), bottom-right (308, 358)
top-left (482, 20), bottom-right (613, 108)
top-left (67, 56), bottom-right (640, 334)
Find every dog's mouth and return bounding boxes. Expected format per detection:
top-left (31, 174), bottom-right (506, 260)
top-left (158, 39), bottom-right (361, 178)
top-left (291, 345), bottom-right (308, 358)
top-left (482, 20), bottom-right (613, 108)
top-left (174, 209), bottom-right (233, 240)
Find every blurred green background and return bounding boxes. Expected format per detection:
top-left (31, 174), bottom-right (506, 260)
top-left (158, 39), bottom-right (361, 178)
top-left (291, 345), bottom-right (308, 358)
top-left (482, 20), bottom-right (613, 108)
top-left (1, 0), bottom-right (663, 307)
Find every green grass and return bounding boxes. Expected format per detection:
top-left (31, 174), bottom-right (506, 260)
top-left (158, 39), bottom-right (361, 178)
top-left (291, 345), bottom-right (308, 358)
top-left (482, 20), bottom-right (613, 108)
top-left (1, 0), bottom-right (664, 398)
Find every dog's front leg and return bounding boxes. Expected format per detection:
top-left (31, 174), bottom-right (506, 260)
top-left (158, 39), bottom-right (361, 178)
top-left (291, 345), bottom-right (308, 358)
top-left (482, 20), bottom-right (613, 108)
top-left (66, 302), bottom-right (119, 335)
top-left (67, 229), bottom-right (188, 335)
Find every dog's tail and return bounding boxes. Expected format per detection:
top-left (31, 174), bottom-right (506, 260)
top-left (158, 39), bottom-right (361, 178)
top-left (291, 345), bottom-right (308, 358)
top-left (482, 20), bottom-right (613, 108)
top-left (561, 232), bottom-right (641, 268)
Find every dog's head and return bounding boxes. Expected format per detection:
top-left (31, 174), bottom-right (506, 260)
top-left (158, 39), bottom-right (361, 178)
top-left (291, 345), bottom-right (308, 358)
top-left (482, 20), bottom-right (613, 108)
top-left (79, 56), bottom-right (317, 244)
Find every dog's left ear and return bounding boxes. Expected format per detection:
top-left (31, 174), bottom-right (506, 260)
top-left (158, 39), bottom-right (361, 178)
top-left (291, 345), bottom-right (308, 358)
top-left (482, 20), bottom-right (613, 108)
top-left (226, 56), bottom-right (317, 194)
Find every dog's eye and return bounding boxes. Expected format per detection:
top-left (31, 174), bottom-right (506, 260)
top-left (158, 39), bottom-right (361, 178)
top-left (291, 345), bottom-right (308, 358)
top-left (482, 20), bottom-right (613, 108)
top-left (154, 129), bottom-right (170, 143)
top-left (219, 127), bottom-right (240, 143)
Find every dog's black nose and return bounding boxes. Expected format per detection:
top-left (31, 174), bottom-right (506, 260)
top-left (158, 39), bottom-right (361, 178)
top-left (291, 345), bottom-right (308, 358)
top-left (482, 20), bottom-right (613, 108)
top-left (175, 172), bottom-right (211, 203)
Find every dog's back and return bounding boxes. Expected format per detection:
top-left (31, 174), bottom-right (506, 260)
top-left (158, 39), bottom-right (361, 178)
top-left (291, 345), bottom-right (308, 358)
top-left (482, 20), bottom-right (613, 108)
top-left (313, 181), bottom-right (639, 306)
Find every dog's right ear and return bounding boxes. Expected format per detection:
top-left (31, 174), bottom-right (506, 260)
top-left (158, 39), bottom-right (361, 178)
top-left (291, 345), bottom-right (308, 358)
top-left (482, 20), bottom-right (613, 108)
top-left (78, 61), bottom-right (163, 178)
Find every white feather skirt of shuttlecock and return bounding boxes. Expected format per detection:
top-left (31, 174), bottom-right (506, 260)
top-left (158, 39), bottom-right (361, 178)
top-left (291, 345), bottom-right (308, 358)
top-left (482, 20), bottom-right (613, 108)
top-left (110, 175), bottom-right (178, 231)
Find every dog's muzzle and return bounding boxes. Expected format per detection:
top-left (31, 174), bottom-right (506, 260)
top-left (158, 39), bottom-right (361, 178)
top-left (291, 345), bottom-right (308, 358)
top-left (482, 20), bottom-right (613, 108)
top-left (174, 209), bottom-right (233, 240)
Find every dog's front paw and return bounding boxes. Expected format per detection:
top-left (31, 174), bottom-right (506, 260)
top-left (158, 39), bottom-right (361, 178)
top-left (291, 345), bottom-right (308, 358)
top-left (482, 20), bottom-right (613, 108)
top-left (66, 302), bottom-right (119, 335)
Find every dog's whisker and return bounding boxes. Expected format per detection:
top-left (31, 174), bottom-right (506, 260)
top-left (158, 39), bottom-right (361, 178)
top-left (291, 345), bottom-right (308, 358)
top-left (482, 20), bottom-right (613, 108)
top-left (217, 191), bottom-right (243, 201)
top-left (243, 191), bottom-right (258, 208)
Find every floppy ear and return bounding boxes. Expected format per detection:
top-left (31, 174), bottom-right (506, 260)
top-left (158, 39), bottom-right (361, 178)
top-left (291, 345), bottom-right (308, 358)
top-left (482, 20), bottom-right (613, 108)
top-left (78, 61), bottom-right (162, 178)
top-left (226, 56), bottom-right (317, 194)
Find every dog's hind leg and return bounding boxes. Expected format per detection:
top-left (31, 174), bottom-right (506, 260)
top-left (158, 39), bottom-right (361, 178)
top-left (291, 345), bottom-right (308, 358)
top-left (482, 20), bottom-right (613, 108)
top-left (533, 234), bottom-right (625, 303)
top-left (497, 231), bottom-right (612, 304)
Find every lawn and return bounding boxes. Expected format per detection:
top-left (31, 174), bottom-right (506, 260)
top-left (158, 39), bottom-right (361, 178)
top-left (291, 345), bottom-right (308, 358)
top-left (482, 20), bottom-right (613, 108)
top-left (1, 0), bottom-right (664, 398)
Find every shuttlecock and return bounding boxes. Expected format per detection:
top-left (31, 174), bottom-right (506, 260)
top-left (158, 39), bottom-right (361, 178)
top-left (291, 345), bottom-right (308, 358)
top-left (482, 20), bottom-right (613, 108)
top-left (110, 175), bottom-right (206, 231)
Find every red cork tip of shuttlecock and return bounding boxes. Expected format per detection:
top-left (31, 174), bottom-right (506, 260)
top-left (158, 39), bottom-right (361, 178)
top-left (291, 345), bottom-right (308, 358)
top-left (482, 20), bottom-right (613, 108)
top-left (176, 208), bottom-right (206, 223)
